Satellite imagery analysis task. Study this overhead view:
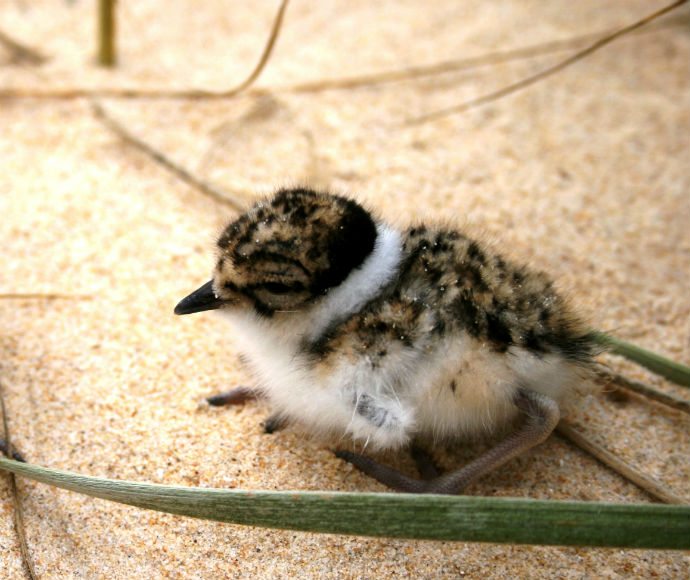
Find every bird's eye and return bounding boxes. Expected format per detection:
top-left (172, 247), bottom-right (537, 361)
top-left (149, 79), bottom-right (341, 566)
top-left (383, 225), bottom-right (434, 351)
top-left (263, 282), bottom-right (293, 295)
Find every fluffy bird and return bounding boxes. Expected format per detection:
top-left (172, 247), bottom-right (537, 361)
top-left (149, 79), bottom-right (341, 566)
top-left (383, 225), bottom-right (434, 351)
top-left (175, 187), bottom-right (597, 494)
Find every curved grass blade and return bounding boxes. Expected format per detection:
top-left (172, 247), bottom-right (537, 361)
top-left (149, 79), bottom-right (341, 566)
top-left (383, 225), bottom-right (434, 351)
top-left (1, 457), bottom-right (687, 550)
top-left (592, 330), bottom-right (690, 387)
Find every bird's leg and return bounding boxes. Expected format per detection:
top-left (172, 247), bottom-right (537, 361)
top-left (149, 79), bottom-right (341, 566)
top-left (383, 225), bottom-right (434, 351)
top-left (206, 385), bottom-right (259, 406)
top-left (336, 388), bottom-right (560, 494)
top-left (263, 414), bottom-right (289, 433)
top-left (425, 389), bottom-right (559, 494)
top-left (335, 449), bottom-right (429, 492)
top-left (205, 386), bottom-right (288, 434)
top-left (410, 446), bottom-right (441, 480)
top-left (0, 435), bottom-right (26, 462)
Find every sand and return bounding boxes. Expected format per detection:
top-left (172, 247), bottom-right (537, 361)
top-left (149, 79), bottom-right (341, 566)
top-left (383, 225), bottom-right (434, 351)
top-left (1, 1), bottom-right (688, 578)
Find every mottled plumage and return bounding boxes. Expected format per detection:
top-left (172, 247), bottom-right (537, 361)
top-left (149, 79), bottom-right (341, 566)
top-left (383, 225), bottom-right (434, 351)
top-left (175, 187), bottom-right (598, 493)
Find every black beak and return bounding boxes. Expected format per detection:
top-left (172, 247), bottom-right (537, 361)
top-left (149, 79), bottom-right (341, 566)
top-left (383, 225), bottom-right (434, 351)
top-left (174, 280), bottom-right (225, 315)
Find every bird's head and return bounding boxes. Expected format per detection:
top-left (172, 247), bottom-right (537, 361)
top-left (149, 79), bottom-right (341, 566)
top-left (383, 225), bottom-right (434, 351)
top-left (174, 188), bottom-right (378, 317)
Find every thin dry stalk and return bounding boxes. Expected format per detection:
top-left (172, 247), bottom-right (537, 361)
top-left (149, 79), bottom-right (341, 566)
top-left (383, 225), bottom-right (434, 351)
top-left (0, 28), bottom-right (46, 65)
top-left (407, 0), bottom-right (689, 124)
top-left (88, 1), bottom-right (292, 210)
top-left (594, 363), bottom-right (689, 413)
top-left (556, 421), bottom-right (687, 505)
top-left (0, 293), bottom-right (93, 301)
top-left (91, 102), bottom-right (247, 210)
top-left (1, 8), bottom-right (684, 101)
top-left (98, 0), bottom-right (117, 67)
top-left (228, 0), bottom-right (291, 95)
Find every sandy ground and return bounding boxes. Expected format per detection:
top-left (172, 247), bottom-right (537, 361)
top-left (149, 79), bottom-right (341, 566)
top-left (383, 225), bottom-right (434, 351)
top-left (1, 1), bottom-right (688, 578)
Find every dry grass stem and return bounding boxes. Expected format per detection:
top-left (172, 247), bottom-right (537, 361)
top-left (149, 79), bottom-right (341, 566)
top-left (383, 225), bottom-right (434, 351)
top-left (91, 101), bottom-right (247, 210)
top-left (1, 11), bottom-right (684, 101)
top-left (227, 0), bottom-right (291, 96)
top-left (595, 363), bottom-right (690, 413)
top-left (407, 0), bottom-right (689, 124)
top-left (0, 27), bottom-right (46, 66)
top-left (555, 421), bottom-right (687, 505)
top-left (0, 293), bottom-right (93, 301)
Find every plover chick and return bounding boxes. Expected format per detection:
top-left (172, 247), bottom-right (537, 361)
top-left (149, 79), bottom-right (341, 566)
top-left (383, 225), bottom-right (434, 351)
top-left (175, 187), bottom-right (598, 494)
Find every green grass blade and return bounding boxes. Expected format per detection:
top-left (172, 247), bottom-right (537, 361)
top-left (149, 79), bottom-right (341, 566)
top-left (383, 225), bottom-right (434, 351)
top-left (1, 457), bottom-right (687, 549)
top-left (591, 330), bottom-right (690, 387)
